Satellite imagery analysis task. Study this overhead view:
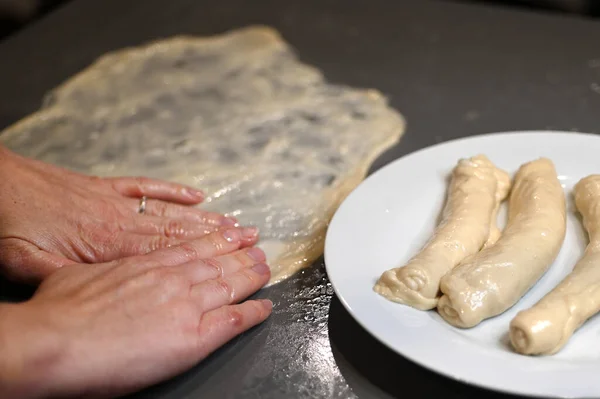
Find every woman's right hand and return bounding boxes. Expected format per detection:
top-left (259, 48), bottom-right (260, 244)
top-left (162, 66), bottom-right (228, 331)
top-left (0, 226), bottom-right (272, 399)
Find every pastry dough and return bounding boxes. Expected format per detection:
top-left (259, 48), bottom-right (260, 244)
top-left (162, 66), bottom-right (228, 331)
top-left (484, 166), bottom-right (513, 249)
top-left (510, 175), bottom-right (600, 355)
top-left (437, 158), bottom-right (566, 328)
top-left (374, 155), bottom-right (510, 310)
top-left (0, 26), bottom-right (406, 285)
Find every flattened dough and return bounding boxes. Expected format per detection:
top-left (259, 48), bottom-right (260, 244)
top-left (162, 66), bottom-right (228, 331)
top-left (510, 175), bottom-right (600, 355)
top-left (0, 26), bottom-right (406, 285)
top-left (374, 155), bottom-right (510, 310)
top-left (437, 158), bottom-right (566, 328)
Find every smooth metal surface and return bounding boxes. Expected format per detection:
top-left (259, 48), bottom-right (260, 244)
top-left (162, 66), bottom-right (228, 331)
top-left (1, 0), bottom-right (600, 398)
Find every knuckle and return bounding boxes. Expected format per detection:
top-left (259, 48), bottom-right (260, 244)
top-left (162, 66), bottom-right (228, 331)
top-left (216, 279), bottom-right (234, 301)
top-left (234, 251), bottom-right (250, 265)
top-left (240, 269), bottom-right (256, 284)
top-left (207, 234), bottom-right (225, 252)
top-left (164, 219), bottom-right (184, 238)
top-left (251, 300), bottom-right (266, 318)
top-left (196, 312), bottom-right (211, 339)
top-left (177, 242), bottom-right (199, 261)
top-left (151, 236), bottom-right (176, 252)
top-left (109, 179), bottom-right (122, 193)
top-left (81, 222), bottom-right (117, 260)
top-left (202, 258), bottom-right (223, 278)
top-left (226, 309), bottom-right (244, 328)
top-left (135, 176), bottom-right (149, 186)
top-left (114, 218), bottom-right (131, 233)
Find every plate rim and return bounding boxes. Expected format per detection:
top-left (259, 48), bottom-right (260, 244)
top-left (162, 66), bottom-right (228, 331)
top-left (324, 129), bottom-right (600, 399)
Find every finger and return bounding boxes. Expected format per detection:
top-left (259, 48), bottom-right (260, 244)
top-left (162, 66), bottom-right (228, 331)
top-left (111, 244), bottom-right (266, 290)
top-left (169, 247), bottom-right (267, 285)
top-left (195, 299), bottom-right (273, 359)
top-left (126, 215), bottom-right (221, 239)
top-left (134, 199), bottom-right (238, 227)
top-left (0, 238), bottom-right (76, 285)
top-left (104, 228), bottom-right (260, 280)
top-left (96, 248), bottom-right (269, 311)
top-left (102, 233), bottom-right (182, 261)
top-left (213, 247), bottom-right (267, 276)
top-left (110, 221), bottom-right (257, 261)
top-left (192, 262), bottom-right (271, 313)
top-left (145, 227), bottom-right (260, 267)
top-left (109, 176), bottom-right (204, 204)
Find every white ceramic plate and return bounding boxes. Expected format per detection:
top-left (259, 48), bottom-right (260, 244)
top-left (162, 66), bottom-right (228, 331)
top-left (324, 131), bottom-right (600, 399)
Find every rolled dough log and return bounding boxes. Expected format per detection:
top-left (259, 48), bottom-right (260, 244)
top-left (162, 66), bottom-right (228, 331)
top-left (437, 158), bottom-right (566, 328)
top-left (510, 175), bottom-right (600, 355)
top-left (374, 155), bottom-right (510, 310)
top-left (0, 26), bottom-right (406, 285)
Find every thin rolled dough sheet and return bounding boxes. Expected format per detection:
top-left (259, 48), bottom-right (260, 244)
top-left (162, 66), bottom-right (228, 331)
top-left (0, 26), bottom-right (406, 285)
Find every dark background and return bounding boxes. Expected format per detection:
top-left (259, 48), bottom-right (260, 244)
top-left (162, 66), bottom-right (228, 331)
top-left (2, 0), bottom-right (600, 41)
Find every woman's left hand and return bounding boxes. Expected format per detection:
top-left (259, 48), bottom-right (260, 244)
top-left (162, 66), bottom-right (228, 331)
top-left (0, 147), bottom-right (240, 284)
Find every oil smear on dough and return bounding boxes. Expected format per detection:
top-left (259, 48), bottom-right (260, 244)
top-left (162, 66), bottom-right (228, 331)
top-left (0, 26), bottom-right (406, 285)
top-left (374, 155), bottom-right (510, 310)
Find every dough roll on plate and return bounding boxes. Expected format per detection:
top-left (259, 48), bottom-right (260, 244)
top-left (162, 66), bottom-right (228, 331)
top-left (374, 155), bottom-right (510, 310)
top-left (510, 175), bottom-right (600, 355)
top-left (437, 158), bottom-right (566, 328)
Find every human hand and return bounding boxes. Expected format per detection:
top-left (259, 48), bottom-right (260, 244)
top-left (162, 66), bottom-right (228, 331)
top-left (0, 147), bottom-right (239, 284)
top-left (0, 227), bottom-right (272, 399)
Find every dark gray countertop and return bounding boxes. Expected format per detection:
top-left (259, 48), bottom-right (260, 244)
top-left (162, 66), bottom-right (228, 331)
top-left (1, 0), bottom-right (600, 398)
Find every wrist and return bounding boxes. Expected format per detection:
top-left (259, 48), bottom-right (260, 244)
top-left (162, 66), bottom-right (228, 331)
top-left (0, 302), bottom-right (64, 399)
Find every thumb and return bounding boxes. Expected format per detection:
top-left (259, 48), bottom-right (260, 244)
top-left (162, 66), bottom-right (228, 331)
top-left (0, 238), bottom-right (75, 285)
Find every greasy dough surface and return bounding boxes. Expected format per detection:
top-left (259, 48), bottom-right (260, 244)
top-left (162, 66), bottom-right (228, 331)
top-left (510, 175), bottom-right (600, 355)
top-left (0, 26), bottom-right (406, 285)
top-left (437, 158), bottom-right (566, 328)
top-left (484, 167), bottom-right (513, 249)
top-left (374, 155), bottom-right (510, 310)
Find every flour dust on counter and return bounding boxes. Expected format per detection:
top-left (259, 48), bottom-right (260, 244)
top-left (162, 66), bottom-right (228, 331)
top-left (0, 25), bottom-right (406, 285)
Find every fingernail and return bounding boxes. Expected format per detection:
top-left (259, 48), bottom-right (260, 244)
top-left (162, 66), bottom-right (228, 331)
top-left (260, 299), bottom-right (273, 311)
top-left (223, 228), bottom-right (241, 242)
top-left (242, 226), bottom-right (258, 239)
top-left (222, 216), bottom-right (239, 227)
top-left (246, 247), bottom-right (266, 262)
top-left (251, 263), bottom-right (271, 276)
